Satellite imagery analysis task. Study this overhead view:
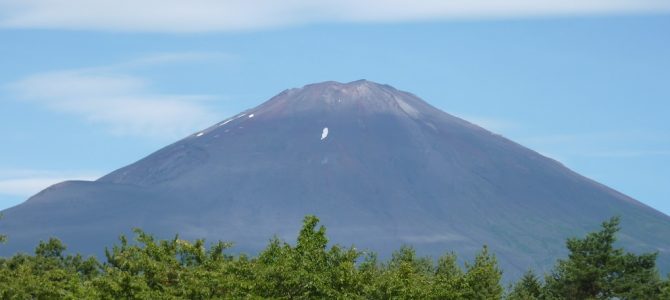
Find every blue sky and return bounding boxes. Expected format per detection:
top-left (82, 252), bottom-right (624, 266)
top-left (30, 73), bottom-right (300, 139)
top-left (0, 1), bottom-right (669, 215)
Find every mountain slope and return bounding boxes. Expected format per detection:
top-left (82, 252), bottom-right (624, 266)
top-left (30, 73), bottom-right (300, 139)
top-left (2, 80), bottom-right (669, 278)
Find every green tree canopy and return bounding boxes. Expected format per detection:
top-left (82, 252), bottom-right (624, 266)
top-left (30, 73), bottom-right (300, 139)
top-left (1, 214), bottom-right (668, 299)
top-left (544, 216), bottom-right (663, 299)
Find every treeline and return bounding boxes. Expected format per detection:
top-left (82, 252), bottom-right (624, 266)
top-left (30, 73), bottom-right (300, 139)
top-left (0, 216), bottom-right (669, 299)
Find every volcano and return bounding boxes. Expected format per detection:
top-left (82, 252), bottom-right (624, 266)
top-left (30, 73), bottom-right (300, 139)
top-left (2, 80), bottom-right (669, 278)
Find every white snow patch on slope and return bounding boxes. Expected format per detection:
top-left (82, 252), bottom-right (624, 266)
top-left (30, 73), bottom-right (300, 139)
top-left (218, 113), bottom-right (247, 127)
top-left (321, 127), bottom-right (329, 140)
top-left (248, 114), bottom-right (254, 118)
top-left (196, 132), bottom-right (204, 137)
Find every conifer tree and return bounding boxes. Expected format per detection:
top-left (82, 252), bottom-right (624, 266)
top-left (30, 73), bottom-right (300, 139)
top-left (507, 269), bottom-right (542, 299)
top-left (463, 245), bottom-right (504, 300)
top-left (544, 217), bottom-right (663, 299)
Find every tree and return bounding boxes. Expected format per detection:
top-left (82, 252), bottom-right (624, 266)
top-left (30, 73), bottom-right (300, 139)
top-left (369, 245), bottom-right (433, 299)
top-left (0, 238), bottom-right (100, 298)
top-left (0, 214), bottom-right (6, 244)
top-left (433, 252), bottom-right (467, 299)
top-left (507, 270), bottom-right (542, 300)
top-left (544, 216), bottom-right (663, 299)
top-left (254, 215), bottom-right (362, 299)
top-left (463, 245), bottom-right (504, 300)
top-left (661, 275), bottom-right (670, 298)
top-left (35, 238), bottom-right (66, 259)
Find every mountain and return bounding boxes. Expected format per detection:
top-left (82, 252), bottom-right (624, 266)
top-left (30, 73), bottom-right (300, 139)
top-left (1, 80), bottom-right (669, 279)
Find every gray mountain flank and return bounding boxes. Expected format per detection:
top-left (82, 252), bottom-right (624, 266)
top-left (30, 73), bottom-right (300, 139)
top-left (2, 80), bottom-right (669, 280)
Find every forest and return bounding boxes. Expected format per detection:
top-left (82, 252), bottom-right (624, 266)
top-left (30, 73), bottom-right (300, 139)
top-left (1, 215), bottom-right (669, 299)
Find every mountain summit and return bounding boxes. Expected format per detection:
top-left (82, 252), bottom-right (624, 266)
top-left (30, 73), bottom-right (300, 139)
top-left (2, 80), bottom-right (669, 278)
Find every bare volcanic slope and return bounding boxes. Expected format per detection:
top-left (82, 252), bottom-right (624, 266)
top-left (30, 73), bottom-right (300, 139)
top-left (2, 80), bottom-right (669, 278)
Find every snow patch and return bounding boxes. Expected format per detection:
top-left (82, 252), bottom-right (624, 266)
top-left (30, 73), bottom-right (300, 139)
top-left (321, 127), bottom-right (329, 140)
top-left (218, 113), bottom-right (247, 127)
top-left (196, 132), bottom-right (204, 137)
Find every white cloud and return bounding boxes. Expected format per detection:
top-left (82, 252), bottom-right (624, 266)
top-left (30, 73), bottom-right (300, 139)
top-left (0, 169), bottom-right (101, 197)
top-left (6, 55), bottom-right (223, 139)
top-left (0, 0), bottom-right (668, 33)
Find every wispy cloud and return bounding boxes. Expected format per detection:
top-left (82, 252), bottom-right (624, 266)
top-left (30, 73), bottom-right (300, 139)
top-left (5, 53), bottom-right (226, 139)
top-left (580, 150), bottom-right (670, 158)
top-left (0, 0), bottom-right (668, 33)
top-left (455, 114), bottom-right (519, 134)
top-left (100, 52), bottom-right (234, 71)
top-left (521, 131), bottom-right (670, 147)
top-left (0, 169), bottom-right (101, 198)
top-left (400, 233), bottom-right (466, 244)
top-left (519, 131), bottom-right (670, 160)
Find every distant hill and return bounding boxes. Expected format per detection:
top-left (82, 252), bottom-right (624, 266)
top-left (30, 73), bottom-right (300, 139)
top-left (2, 80), bottom-right (669, 279)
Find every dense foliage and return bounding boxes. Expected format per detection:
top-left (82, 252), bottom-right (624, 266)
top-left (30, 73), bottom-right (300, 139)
top-left (0, 216), bottom-right (667, 299)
